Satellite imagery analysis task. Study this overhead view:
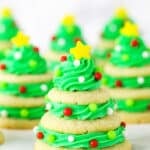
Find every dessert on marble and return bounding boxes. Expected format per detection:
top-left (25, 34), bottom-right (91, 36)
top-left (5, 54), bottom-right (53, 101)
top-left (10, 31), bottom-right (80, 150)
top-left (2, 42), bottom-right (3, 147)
top-left (44, 15), bottom-right (86, 71)
top-left (93, 7), bottom-right (132, 68)
top-left (34, 41), bottom-right (131, 150)
top-left (0, 7), bottom-right (18, 60)
top-left (103, 22), bottom-right (150, 123)
top-left (0, 131), bottom-right (4, 144)
top-left (0, 32), bottom-right (53, 129)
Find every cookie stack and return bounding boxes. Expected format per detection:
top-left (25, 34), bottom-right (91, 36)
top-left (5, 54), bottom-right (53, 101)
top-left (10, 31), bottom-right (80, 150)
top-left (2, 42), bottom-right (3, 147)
top-left (34, 42), bottom-right (131, 150)
top-left (93, 8), bottom-right (132, 68)
top-left (0, 7), bottom-right (18, 60)
top-left (44, 15), bottom-right (86, 71)
top-left (0, 32), bottom-right (53, 129)
top-left (104, 22), bottom-right (150, 123)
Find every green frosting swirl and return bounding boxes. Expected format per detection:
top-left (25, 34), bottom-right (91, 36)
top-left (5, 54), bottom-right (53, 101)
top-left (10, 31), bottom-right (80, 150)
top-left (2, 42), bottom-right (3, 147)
top-left (54, 55), bottom-right (100, 91)
top-left (102, 17), bottom-right (128, 40)
top-left (46, 99), bottom-right (115, 120)
top-left (0, 17), bottom-right (18, 40)
top-left (117, 99), bottom-right (150, 112)
top-left (50, 24), bottom-right (85, 53)
top-left (110, 35), bottom-right (150, 67)
top-left (0, 105), bottom-right (45, 119)
top-left (1, 45), bottom-right (47, 75)
top-left (0, 80), bottom-right (53, 97)
top-left (104, 74), bottom-right (150, 88)
top-left (36, 125), bottom-right (125, 149)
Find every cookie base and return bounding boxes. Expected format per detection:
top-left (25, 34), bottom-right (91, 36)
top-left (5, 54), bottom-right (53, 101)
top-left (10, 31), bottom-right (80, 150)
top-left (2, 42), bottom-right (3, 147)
top-left (35, 140), bottom-right (131, 150)
top-left (0, 131), bottom-right (4, 144)
top-left (118, 111), bottom-right (150, 124)
top-left (0, 117), bottom-right (40, 129)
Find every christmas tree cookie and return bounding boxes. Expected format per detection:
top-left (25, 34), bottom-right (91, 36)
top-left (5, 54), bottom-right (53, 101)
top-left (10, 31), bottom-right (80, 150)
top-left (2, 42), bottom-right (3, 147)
top-left (0, 7), bottom-right (18, 60)
top-left (104, 22), bottom-right (150, 123)
top-left (34, 41), bottom-right (131, 150)
top-left (93, 8), bottom-right (132, 68)
top-left (0, 32), bottom-right (53, 129)
top-left (0, 131), bottom-right (4, 144)
top-left (44, 15), bottom-right (86, 71)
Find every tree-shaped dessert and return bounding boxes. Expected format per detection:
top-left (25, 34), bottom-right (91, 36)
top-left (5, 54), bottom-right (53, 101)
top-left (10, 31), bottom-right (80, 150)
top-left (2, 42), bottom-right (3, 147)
top-left (104, 22), bottom-right (150, 123)
top-left (93, 8), bottom-right (132, 68)
top-left (0, 7), bottom-right (18, 59)
top-left (0, 32), bottom-right (53, 129)
top-left (34, 41), bottom-right (131, 150)
top-left (44, 15), bottom-right (86, 71)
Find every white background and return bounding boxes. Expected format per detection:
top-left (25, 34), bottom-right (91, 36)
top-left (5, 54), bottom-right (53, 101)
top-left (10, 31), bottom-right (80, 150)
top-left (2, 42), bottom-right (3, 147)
top-left (0, 0), bottom-right (150, 51)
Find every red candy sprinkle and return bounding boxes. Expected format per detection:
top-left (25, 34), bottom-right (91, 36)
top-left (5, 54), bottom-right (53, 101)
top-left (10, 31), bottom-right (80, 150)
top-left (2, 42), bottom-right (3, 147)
top-left (74, 38), bottom-right (81, 43)
top-left (51, 36), bottom-right (56, 41)
top-left (115, 80), bottom-right (123, 87)
top-left (19, 86), bottom-right (27, 93)
top-left (36, 132), bottom-right (44, 139)
top-left (131, 39), bottom-right (139, 47)
top-left (60, 55), bottom-right (67, 62)
top-left (64, 108), bottom-right (72, 116)
top-left (90, 139), bottom-right (99, 148)
top-left (33, 46), bottom-right (39, 52)
top-left (94, 72), bottom-right (102, 80)
top-left (120, 121), bottom-right (126, 128)
top-left (0, 64), bottom-right (6, 70)
top-left (147, 105), bottom-right (150, 110)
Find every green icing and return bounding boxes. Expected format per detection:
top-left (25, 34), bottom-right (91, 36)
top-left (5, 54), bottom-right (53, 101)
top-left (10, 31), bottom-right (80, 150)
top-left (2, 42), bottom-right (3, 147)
top-left (117, 99), bottom-right (150, 112)
top-left (54, 55), bottom-right (100, 91)
top-left (1, 45), bottom-right (48, 75)
top-left (0, 105), bottom-right (45, 119)
top-left (47, 60), bottom-right (60, 71)
top-left (0, 80), bottom-right (53, 97)
top-left (36, 125), bottom-right (125, 149)
top-left (104, 74), bottom-right (150, 88)
top-left (0, 17), bottom-right (18, 40)
top-left (50, 24), bottom-right (85, 53)
top-left (110, 35), bottom-right (150, 67)
top-left (46, 99), bottom-right (115, 120)
top-left (102, 17), bottom-right (129, 40)
top-left (92, 48), bottom-right (112, 60)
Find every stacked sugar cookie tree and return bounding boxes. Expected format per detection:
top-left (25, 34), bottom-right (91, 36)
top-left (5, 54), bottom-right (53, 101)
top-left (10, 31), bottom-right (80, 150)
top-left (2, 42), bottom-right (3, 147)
top-left (34, 41), bottom-right (131, 150)
top-left (0, 7), bottom-right (18, 60)
top-left (44, 15), bottom-right (85, 71)
top-left (0, 32), bottom-right (53, 129)
top-left (104, 22), bottom-right (150, 123)
top-left (93, 8), bottom-right (132, 68)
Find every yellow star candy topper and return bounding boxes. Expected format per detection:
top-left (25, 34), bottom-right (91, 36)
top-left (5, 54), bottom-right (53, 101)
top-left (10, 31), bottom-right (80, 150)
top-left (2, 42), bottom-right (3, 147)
top-left (115, 7), bottom-right (127, 19)
top-left (1, 7), bottom-right (12, 18)
top-left (11, 32), bottom-right (29, 47)
top-left (62, 15), bottom-right (75, 26)
top-left (120, 21), bottom-right (139, 37)
top-left (70, 41), bottom-right (91, 60)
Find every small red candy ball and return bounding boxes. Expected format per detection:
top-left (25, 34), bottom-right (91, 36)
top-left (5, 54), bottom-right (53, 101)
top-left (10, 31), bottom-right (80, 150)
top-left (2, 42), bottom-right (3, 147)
top-left (19, 86), bottom-right (27, 93)
top-left (115, 80), bottom-right (123, 87)
top-left (94, 72), bottom-right (102, 80)
top-left (131, 39), bottom-right (139, 47)
top-left (36, 132), bottom-right (44, 139)
top-left (33, 46), bottom-right (39, 52)
top-left (51, 36), bottom-right (56, 41)
top-left (60, 55), bottom-right (67, 62)
top-left (90, 139), bottom-right (99, 148)
top-left (74, 38), bottom-right (81, 43)
top-left (0, 64), bottom-right (6, 70)
top-left (63, 108), bottom-right (72, 116)
top-left (120, 121), bottom-right (126, 128)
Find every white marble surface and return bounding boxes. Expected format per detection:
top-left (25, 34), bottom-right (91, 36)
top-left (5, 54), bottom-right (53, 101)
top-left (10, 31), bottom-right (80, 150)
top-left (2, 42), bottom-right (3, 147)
top-left (0, 124), bottom-right (150, 150)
